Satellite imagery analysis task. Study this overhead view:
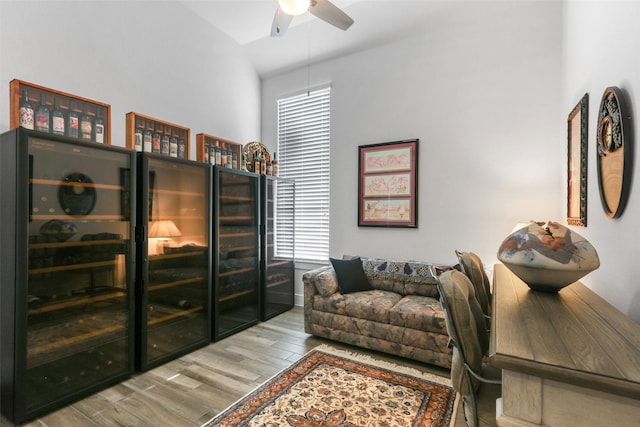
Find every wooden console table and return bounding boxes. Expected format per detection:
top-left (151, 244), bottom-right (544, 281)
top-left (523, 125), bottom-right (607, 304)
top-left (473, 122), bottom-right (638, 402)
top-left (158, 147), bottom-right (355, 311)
top-left (489, 264), bottom-right (640, 427)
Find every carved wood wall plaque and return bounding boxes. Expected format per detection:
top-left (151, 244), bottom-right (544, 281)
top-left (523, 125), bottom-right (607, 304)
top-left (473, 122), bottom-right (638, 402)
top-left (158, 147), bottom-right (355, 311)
top-left (596, 87), bottom-right (632, 218)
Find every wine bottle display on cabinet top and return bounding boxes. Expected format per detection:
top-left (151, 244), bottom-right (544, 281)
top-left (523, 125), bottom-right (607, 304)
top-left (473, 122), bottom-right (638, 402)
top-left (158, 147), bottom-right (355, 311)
top-left (10, 80), bottom-right (111, 145)
top-left (195, 134), bottom-right (242, 168)
top-left (135, 153), bottom-right (210, 371)
top-left (0, 128), bottom-right (134, 423)
top-left (125, 113), bottom-right (191, 160)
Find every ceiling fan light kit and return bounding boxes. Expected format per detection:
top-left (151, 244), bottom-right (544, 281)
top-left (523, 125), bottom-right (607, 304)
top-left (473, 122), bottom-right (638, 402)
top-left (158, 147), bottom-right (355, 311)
top-left (271, 0), bottom-right (354, 37)
top-left (279, 0), bottom-right (310, 16)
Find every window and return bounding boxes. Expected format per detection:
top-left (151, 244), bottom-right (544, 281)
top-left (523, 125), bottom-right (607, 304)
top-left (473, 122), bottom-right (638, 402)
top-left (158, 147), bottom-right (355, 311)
top-left (277, 86), bottom-right (331, 262)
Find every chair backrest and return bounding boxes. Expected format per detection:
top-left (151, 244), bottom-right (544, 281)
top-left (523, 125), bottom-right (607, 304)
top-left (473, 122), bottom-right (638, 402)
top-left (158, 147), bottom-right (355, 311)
top-left (455, 250), bottom-right (492, 318)
top-left (437, 269), bottom-right (488, 395)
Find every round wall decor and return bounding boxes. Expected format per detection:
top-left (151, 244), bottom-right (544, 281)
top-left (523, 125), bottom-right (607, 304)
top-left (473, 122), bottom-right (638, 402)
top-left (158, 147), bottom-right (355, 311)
top-left (596, 86), bottom-right (632, 218)
top-left (58, 172), bottom-right (96, 216)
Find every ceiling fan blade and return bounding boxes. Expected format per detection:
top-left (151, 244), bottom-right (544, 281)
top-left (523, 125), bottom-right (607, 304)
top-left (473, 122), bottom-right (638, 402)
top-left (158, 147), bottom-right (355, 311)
top-left (310, 0), bottom-right (354, 31)
top-left (271, 7), bottom-right (294, 37)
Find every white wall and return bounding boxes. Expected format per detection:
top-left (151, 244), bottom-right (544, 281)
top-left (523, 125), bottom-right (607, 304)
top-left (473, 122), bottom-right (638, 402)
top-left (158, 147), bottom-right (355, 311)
top-left (0, 1), bottom-right (261, 154)
top-left (563, 1), bottom-right (640, 322)
top-left (262, 1), bottom-right (563, 303)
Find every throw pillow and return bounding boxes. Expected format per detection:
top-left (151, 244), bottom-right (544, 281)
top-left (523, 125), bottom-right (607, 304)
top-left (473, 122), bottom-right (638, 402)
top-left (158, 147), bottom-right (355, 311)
top-left (330, 257), bottom-right (373, 294)
top-left (314, 269), bottom-right (339, 297)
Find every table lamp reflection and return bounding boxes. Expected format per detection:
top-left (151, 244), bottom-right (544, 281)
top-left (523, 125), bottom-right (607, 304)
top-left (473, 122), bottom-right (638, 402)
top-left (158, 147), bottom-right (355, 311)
top-left (149, 220), bottom-right (182, 254)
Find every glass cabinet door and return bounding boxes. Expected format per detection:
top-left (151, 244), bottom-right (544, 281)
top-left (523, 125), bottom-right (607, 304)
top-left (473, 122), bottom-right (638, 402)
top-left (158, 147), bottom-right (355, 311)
top-left (214, 167), bottom-right (259, 340)
top-left (137, 154), bottom-right (210, 370)
top-left (23, 134), bottom-right (134, 420)
top-left (261, 176), bottom-right (295, 320)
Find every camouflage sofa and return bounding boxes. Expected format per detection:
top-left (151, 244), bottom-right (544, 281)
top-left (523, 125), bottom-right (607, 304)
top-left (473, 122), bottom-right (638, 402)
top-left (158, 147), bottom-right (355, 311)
top-left (303, 257), bottom-right (453, 369)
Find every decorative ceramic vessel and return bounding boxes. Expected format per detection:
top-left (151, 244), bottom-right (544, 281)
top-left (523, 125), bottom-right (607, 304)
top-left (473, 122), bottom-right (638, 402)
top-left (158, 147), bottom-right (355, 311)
top-left (40, 219), bottom-right (77, 242)
top-left (497, 221), bottom-right (600, 292)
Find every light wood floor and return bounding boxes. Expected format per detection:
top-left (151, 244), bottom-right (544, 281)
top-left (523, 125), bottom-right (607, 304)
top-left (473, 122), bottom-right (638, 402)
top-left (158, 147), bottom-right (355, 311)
top-left (2, 307), bottom-right (497, 427)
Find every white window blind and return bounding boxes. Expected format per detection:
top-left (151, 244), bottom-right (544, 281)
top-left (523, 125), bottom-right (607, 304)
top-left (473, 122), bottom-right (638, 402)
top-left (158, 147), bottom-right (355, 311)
top-left (277, 86), bottom-right (331, 262)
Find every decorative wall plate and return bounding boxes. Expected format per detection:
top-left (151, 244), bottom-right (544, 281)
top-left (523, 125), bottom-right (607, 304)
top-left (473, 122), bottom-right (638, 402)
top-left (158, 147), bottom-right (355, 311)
top-left (243, 141), bottom-right (270, 163)
top-left (596, 87), bottom-right (632, 218)
top-left (58, 172), bottom-right (96, 216)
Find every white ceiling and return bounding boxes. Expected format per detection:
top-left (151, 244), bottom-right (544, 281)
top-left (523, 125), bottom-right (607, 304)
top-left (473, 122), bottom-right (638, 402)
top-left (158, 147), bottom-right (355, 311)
top-left (179, 0), bottom-right (472, 78)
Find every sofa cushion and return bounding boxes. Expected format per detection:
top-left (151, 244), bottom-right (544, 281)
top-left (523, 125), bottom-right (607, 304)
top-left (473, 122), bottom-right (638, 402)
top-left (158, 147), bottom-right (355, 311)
top-left (314, 268), bottom-right (340, 297)
top-left (363, 258), bottom-right (447, 298)
top-left (388, 295), bottom-right (447, 334)
top-left (313, 289), bottom-right (402, 323)
top-left (330, 257), bottom-right (373, 294)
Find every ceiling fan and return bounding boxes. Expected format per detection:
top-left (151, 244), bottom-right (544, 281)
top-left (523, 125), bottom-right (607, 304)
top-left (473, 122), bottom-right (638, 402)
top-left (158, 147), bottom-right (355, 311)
top-left (271, 0), bottom-right (355, 37)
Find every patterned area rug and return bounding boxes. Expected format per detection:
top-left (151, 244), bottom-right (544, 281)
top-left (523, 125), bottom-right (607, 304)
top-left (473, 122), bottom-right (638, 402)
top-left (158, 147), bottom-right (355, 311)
top-left (203, 345), bottom-right (458, 427)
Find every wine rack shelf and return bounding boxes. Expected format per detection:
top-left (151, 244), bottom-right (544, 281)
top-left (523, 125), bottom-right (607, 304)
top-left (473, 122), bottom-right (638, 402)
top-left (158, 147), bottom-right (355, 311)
top-left (126, 112), bottom-right (190, 159)
top-left (195, 133), bottom-right (242, 169)
top-left (10, 79), bottom-right (111, 144)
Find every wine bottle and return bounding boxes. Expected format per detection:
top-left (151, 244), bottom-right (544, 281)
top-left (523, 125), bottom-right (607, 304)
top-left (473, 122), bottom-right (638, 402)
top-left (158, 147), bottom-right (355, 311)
top-left (241, 153), bottom-right (247, 171)
top-left (178, 130), bottom-right (186, 159)
top-left (226, 148), bottom-right (232, 168)
top-left (260, 152), bottom-right (267, 175)
top-left (134, 119), bottom-right (143, 151)
top-left (232, 152), bottom-right (238, 169)
top-left (152, 124), bottom-right (161, 153)
top-left (272, 151), bottom-right (278, 176)
top-left (143, 121), bottom-right (153, 152)
top-left (215, 142), bottom-right (222, 166)
top-left (66, 99), bottom-right (79, 138)
top-left (79, 103), bottom-right (92, 140)
top-left (51, 98), bottom-right (65, 135)
top-left (220, 147), bottom-right (227, 168)
top-left (19, 90), bottom-right (35, 130)
top-left (170, 128), bottom-right (178, 157)
top-left (94, 110), bottom-right (105, 143)
top-left (204, 143), bottom-right (210, 163)
top-left (266, 154), bottom-right (273, 175)
top-left (253, 151), bottom-right (262, 174)
top-left (161, 126), bottom-right (170, 155)
top-left (35, 94), bottom-right (50, 133)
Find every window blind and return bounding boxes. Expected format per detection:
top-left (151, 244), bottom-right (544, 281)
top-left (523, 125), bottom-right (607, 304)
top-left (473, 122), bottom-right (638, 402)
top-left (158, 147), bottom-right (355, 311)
top-left (277, 86), bottom-right (330, 262)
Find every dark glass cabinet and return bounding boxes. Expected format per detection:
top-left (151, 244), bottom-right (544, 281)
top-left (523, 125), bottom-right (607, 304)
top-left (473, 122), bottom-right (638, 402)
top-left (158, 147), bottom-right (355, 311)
top-left (0, 129), bottom-right (135, 423)
top-left (213, 167), bottom-right (260, 340)
top-left (135, 153), bottom-right (210, 370)
top-left (260, 176), bottom-right (295, 321)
